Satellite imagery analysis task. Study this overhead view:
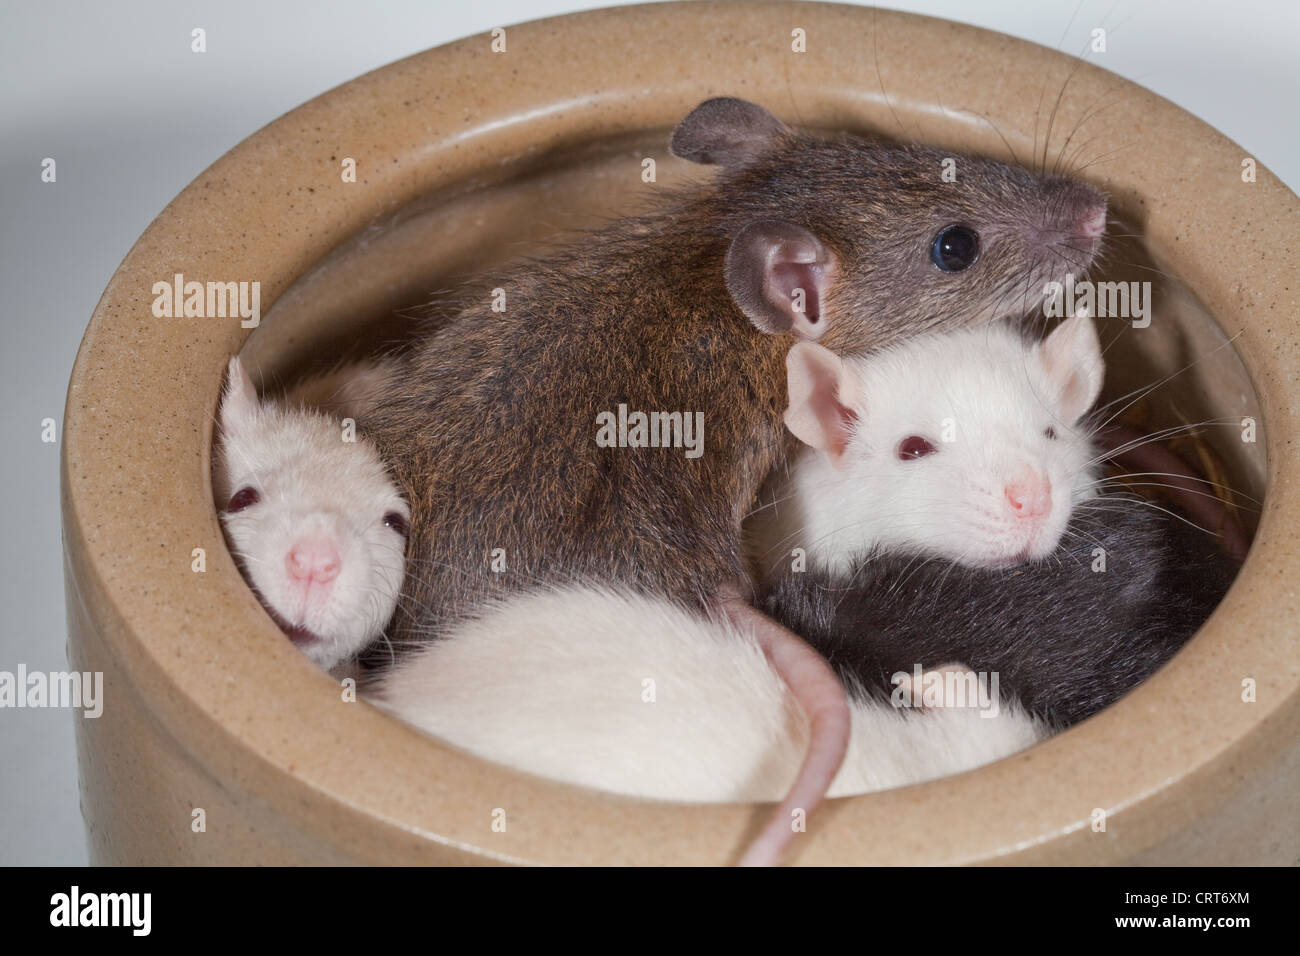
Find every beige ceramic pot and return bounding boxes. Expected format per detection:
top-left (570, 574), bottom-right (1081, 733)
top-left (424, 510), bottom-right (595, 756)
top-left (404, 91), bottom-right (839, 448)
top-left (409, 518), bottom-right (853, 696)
top-left (63, 1), bottom-right (1299, 864)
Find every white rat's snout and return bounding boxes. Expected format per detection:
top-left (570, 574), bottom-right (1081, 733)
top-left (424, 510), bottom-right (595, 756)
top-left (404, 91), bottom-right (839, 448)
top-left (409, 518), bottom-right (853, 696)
top-left (280, 512), bottom-right (349, 597)
top-left (1002, 460), bottom-right (1080, 564)
top-left (965, 461), bottom-right (1071, 567)
top-left (285, 533), bottom-right (343, 587)
top-left (287, 513), bottom-right (373, 600)
top-left (1003, 468), bottom-right (1052, 520)
top-left (247, 507), bottom-right (383, 668)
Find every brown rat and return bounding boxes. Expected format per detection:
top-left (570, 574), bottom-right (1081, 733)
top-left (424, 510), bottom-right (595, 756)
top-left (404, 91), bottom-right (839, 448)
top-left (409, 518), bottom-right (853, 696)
top-left (363, 97), bottom-right (1107, 864)
top-left (367, 97), bottom-right (1108, 633)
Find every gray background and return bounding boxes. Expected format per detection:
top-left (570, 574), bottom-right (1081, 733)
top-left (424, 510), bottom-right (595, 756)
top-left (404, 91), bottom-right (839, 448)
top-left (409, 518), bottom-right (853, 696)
top-left (1, 0), bottom-right (1296, 865)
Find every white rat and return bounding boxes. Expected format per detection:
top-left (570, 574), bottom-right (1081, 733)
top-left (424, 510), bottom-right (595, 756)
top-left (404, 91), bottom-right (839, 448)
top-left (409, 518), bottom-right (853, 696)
top-left (750, 310), bottom-right (1104, 579)
top-left (368, 587), bottom-right (1043, 808)
top-left (215, 357), bottom-right (409, 673)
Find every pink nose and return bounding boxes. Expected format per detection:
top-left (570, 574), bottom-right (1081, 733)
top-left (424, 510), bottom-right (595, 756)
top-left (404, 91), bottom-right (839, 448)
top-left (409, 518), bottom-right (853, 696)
top-left (286, 537), bottom-right (341, 584)
top-left (1005, 474), bottom-right (1052, 519)
top-left (1079, 205), bottom-right (1107, 239)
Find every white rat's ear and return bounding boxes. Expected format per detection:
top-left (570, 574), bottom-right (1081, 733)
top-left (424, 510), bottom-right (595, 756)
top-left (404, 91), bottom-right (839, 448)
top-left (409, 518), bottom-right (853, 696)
top-left (1038, 311), bottom-right (1104, 424)
top-left (220, 356), bottom-right (260, 434)
top-left (726, 221), bottom-right (839, 340)
top-left (784, 342), bottom-right (859, 464)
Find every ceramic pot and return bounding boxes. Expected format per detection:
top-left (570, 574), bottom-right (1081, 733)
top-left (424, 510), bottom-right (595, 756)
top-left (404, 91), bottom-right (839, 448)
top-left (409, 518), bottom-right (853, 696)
top-left (63, 1), bottom-right (1298, 864)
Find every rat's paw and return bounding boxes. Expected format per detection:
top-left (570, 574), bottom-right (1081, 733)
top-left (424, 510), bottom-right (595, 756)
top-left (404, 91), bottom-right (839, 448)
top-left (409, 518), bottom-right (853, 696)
top-left (895, 662), bottom-right (992, 711)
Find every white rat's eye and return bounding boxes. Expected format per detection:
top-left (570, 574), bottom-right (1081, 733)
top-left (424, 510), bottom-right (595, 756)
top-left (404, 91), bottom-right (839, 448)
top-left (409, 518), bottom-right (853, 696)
top-left (226, 486), bottom-right (260, 512)
top-left (1044, 426), bottom-right (1058, 440)
top-left (383, 511), bottom-right (409, 537)
top-left (897, 436), bottom-right (937, 460)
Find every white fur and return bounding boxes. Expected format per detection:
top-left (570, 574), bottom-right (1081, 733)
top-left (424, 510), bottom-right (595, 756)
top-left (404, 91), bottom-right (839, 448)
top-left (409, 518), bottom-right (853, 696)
top-left (216, 358), bottom-right (408, 672)
top-left (751, 318), bottom-right (1102, 579)
top-left (368, 587), bottom-right (1045, 801)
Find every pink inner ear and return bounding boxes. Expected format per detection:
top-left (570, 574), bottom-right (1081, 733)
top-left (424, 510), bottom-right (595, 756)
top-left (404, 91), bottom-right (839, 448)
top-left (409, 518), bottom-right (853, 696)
top-left (823, 398), bottom-right (858, 461)
top-left (1058, 371), bottom-right (1089, 422)
top-left (785, 345), bottom-right (858, 461)
top-left (1039, 315), bottom-right (1104, 422)
top-left (769, 260), bottom-right (825, 325)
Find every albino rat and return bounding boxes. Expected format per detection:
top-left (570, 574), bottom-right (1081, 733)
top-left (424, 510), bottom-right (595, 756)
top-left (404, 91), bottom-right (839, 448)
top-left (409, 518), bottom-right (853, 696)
top-left (215, 357), bottom-right (409, 673)
top-left (364, 97), bottom-right (1108, 860)
top-left (749, 311), bottom-right (1105, 578)
top-left (368, 587), bottom-right (1044, 846)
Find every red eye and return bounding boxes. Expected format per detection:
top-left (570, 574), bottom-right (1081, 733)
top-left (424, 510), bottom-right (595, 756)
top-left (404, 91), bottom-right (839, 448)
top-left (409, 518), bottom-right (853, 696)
top-left (383, 511), bottom-right (409, 537)
top-left (897, 436), bottom-right (937, 460)
top-left (226, 486), bottom-right (260, 512)
top-left (1044, 426), bottom-right (1058, 440)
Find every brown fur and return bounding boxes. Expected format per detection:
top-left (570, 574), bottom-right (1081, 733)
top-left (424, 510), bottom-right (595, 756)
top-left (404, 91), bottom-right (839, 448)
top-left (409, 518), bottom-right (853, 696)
top-left (364, 109), bottom-right (1106, 644)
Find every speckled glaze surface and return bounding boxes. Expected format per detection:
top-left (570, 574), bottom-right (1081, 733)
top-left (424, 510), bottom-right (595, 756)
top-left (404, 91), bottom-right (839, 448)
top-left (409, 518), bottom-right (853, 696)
top-left (63, 1), bottom-right (1299, 865)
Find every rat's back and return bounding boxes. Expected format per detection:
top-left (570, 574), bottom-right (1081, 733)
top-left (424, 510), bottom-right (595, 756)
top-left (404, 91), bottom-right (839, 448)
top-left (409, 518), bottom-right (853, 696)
top-left (368, 586), bottom-right (1045, 802)
top-left (765, 503), bottom-right (1238, 727)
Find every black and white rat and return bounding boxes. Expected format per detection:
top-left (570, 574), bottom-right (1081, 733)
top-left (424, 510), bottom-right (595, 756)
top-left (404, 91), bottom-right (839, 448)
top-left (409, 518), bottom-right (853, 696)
top-left (215, 357), bottom-right (410, 673)
top-left (362, 97), bottom-right (1107, 860)
top-left (749, 311), bottom-right (1238, 727)
top-left (764, 504), bottom-right (1237, 729)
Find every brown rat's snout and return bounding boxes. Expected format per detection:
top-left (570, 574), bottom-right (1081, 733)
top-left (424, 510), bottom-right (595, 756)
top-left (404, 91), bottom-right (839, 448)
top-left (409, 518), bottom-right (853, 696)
top-left (1034, 179), bottom-right (1108, 266)
top-left (1071, 194), bottom-right (1109, 248)
top-left (1079, 205), bottom-right (1107, 240)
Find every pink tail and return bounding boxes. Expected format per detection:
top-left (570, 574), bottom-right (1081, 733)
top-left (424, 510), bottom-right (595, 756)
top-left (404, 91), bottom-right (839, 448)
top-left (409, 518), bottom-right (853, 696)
top-left (720, 592), bottom-right (851, 866)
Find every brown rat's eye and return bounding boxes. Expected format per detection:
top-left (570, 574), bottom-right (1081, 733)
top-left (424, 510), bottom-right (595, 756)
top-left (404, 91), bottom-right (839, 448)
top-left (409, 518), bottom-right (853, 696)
top-left (931, 225), bottom-right (980, 272)
top-left (1044, 426), bottom-right (1058, 440)
top-left (383, 511), bottom-right (409, 537)
top-left (897, 436), bottom-right (937, 460)
top-left (226, 486), bottom-right (260, 512)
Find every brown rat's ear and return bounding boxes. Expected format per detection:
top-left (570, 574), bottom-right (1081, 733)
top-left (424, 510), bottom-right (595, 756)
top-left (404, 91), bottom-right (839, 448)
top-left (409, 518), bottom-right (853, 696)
top-left (220, 356), bottom-right (260, 434)
top-left (669, 97), bottom-right (791, 167)
top-left (725, 221), bottom-right (838, 339)
top-left (784, 342), bottom-right (859, 464)
top-left (1037, 310), bottom-right (1104, 424)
